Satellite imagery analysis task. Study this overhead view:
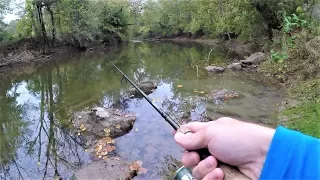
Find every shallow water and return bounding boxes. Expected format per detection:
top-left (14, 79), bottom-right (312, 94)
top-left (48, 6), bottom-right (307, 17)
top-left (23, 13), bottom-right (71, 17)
top-left (0, 41), bottom-right (282, 180)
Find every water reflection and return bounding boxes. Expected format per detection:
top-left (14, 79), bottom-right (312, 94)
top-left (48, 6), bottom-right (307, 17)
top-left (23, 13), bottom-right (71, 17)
top-left (0, 42), bottom-right (281, 179)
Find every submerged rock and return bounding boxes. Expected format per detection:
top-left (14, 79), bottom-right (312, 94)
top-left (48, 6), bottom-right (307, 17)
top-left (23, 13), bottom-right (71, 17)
top-left (71, 107), bottom-right (136, 140)
top-left (240, 52), bottom-right (266, 65)
top-left (227, 63), bottom-right (243, 71)
top-left (205, 66), bottom-right (225, 73)
top-left (128, 81), bottom-right (157, 97)
top-left (207, 89), bottom-right (240, 103)
top-left (74, 157), bottom-right (132, 180)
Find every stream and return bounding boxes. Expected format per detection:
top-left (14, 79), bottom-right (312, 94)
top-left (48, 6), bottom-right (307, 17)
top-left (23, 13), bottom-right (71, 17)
top-left (0, 41), bottom-right (282, 180)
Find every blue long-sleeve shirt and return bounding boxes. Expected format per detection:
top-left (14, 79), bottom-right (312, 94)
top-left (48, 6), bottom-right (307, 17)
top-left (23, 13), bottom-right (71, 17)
top-left (260, 126), bottom-right (320, 179)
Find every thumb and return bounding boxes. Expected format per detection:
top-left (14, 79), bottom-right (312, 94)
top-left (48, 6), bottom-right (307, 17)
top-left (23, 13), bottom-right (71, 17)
top-left (174, 130), bottom-right (207, 150)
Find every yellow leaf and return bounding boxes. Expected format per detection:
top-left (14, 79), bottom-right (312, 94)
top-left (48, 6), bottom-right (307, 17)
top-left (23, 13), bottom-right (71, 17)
top-left (103, 137), bottom-right (112, 144)
top-left (80, 123), bottom-right (86, 132)
top-left (199, 91), bottom-right (205, 94)
top-left (177, 85), bottom-right (183, 88)
top-left (116, 124), bottom-right (121, 129)
top-left (95, 145), bottom-right (103, 153)
top-left (104, 128), bottom-right (111, 136)
top-left (104, 128), bottom-right (111, 133)
top-left (103, 156), bottom-right (108, 160)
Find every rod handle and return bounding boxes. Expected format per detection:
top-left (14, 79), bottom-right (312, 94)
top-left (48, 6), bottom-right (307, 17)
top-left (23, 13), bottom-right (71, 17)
top-left (178, 127), bottom-right (250, 180)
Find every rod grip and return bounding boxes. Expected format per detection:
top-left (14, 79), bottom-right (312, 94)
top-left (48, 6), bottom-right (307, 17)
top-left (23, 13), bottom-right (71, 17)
top-left (195, 148), bottom-right (250, 180)
top-left (178, 127), bottom-right (250, 180)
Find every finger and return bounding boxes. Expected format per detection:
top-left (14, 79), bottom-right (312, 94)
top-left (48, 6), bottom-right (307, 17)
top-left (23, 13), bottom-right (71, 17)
top-left (181, 151), bottom-right (200, 168)
top-left (202, 168), bottom-right (224, 180)
top-left (172, 130), bottom-right (176, 136)
top-left (174, 131), bottom-right (207, 150)
top-left (192, 156), bottom-right (218, 180)
top-left (180, 121), bottom-right (216, 132)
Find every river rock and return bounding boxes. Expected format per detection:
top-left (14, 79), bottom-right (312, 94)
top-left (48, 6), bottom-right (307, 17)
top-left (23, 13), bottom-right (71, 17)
top-left (128, 81), bottom-right (157, 97)
top-left (205, 66), bottom-right (225, 73)
top-left (207, 89), bottom-right (240, 103)
top-left (71, 107), bottom-right (136, 139)
top-left (240, 52), bottom-right (266, 65)
top-left (227, 63), bottom-right (243, 70)
top-left (74, 157), bottom-right (133, 180)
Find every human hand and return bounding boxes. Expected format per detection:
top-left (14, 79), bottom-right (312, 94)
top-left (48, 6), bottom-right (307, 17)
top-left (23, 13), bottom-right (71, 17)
top-left (174, 117), bottom-right (275, 180)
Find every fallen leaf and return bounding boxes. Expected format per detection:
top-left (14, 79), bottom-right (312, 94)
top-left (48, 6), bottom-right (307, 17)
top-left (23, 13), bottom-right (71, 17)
top-left (194, 90), bottom-right (199, 93)
top-left (98, 155), bottom-right (102, 159)
top-left (104, 128), bottom-right (111, 136)
top-left (101, 151), bottom-right (108, 156)
top-left (129, 161), bottom-right (140, 171)
top-left (138, 167), bottom-right (148, 175)
top-left (103, 137), bottom-right (112, 144)
top-left (95, 145), bottom-right (103, 153)
top-left (129, 161), bottom-right (148, 175)
top-left (177, 85), bottom-right (183, 88)
top-left (199, 91), bottom-right (205, 94)
top-left (37, 162), bottom-right (41, 166)
top-left (77, 132), bottom-right (80, 136)
top-left (116, 124), bottom-right (121, 129)
top-left (85, 149), bottom-right (88, 152)
top-left (103, 156), bottom-right (108, 160)
top-left (105, 145), bottom-right (116, 152)
top-left (80, 123), bottom-right (86, 131)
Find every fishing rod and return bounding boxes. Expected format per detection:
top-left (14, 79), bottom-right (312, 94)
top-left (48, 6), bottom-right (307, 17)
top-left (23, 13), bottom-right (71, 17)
top-left (108, 59), bottom-right (249, 180)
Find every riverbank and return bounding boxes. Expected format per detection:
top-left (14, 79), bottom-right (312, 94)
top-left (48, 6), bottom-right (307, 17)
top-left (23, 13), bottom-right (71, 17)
top-left (153, 35), bottom-right (320, 138)
top-left (0, 37), bottom-right (124, 72)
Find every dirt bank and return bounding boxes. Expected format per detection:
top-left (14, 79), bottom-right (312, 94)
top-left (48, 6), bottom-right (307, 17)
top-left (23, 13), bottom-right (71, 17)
top-left (0, 37), bottom-right (123, 71)
top-left (148, 36), bottom-right (268, 59)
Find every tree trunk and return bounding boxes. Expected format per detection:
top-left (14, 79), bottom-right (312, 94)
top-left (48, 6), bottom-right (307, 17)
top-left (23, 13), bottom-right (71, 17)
top-left (36, 4), bottom-right (50, 53)
top-left (47, 6), bottom-right (56, 47)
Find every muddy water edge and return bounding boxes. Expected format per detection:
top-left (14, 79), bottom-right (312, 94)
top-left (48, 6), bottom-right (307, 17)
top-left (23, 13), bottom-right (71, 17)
top-left (0, 41), bottom-right (283, 180)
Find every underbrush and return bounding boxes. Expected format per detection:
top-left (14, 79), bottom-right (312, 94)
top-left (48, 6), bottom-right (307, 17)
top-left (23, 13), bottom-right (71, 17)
top-left (259, 10), bottom-right (320, 137)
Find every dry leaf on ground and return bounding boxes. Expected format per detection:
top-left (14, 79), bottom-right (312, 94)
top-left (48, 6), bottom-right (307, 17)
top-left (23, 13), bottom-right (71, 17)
top-left (129, 160), bottom-right (148, 175)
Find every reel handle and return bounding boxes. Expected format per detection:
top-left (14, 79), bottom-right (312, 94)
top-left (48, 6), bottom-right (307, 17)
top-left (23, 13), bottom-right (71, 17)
top-left (178, 127), bottom-right (250, 180)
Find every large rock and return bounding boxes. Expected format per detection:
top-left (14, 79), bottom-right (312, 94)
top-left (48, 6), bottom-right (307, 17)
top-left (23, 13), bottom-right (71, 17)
top-left (128, 81), bottom-right (157, 97)
top-left (240, 52), bottom-right (266, 65)
top-left (71, 107), bottom-right (136, 139)
top-left (205, 66), bottom-right (225, 73)
top-left (227, 63), bottom-right (243, 71)
top-left (207, 89), bottom-right (240, 104)
top-left (74, 157), bottom-right (132, 180)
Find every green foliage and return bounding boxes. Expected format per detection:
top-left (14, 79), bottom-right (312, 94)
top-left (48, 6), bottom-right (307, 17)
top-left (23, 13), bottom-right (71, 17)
top-left (269, 49), bottom-right (289, 63)
top-left (283, 13), bottom-right (309, 33)
top-left (268, 11), bottom-right (312, 64)
top-left (283, 99), bottom-right (320, 138)
top-left (1, 0), bottom-right (133, 45)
